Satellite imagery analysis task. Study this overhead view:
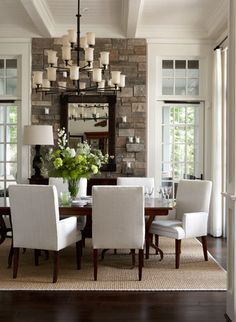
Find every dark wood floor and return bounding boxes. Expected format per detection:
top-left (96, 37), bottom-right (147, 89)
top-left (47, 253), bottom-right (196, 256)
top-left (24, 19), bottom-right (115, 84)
top-left (0, 236), bottom-right (227, 322)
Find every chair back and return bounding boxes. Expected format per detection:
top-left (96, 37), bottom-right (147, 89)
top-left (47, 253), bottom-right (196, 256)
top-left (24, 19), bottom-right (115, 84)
top-left (92, 186), bottom-right (145, 249)
top-left (176, 180), bottom-right (212, 220)
top-left (117, 177), bottom-right (155, 197)
top-left (9, 184), bottom-right (60, 250)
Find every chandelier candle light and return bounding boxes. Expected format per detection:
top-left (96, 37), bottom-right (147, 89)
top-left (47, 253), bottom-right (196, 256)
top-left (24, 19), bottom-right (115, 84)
top-left (32, 0), bottom-right (126, 95)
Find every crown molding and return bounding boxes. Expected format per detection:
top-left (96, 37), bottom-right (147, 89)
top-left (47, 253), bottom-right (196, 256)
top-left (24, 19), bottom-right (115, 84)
top-left (20, 0), bottom-right (55, 37)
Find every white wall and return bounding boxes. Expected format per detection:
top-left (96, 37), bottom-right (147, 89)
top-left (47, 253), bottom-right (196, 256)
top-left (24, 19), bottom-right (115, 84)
top-left (0, 38), bottom-right (32, 183)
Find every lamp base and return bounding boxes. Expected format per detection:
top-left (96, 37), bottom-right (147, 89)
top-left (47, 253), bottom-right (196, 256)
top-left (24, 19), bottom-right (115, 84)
top-left (32, 144), bottom-right (42, 178)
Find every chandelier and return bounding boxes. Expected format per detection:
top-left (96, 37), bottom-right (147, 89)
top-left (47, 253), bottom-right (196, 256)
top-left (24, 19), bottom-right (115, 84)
top-left (32, 0), bottom-right (125, 95)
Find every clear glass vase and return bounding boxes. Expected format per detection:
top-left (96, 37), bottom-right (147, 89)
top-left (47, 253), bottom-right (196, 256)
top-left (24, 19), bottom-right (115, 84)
top-left (67, 179), bottom-right (79, 199)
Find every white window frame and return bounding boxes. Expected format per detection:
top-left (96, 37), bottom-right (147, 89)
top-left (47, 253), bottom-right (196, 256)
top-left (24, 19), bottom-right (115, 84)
top-left (0, 40), bottom-right (32, 197)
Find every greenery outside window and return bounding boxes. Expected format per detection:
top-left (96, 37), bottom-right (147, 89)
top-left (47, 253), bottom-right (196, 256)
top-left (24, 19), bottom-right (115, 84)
top-left (161, 103), bottom-right (203, 196)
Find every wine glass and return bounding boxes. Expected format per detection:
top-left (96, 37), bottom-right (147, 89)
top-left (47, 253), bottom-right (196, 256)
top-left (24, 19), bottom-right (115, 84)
top-left (164, 186), bottom-right (172, 202)
top-left (157, 186), bottom-right (164, 199)
top-left (145, 186), bottom-right (154, 198)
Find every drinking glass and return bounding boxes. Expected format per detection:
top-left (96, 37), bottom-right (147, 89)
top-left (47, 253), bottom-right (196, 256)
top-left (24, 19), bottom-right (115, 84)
top-left (145, 186), bottom-right (154, 198)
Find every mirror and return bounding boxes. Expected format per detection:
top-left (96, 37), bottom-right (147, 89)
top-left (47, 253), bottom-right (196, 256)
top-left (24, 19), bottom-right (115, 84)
top-left (60, 95), bottom-right (116, 171)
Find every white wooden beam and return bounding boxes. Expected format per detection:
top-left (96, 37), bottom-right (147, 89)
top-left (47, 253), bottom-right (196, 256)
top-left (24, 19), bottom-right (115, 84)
top-left (20, 0), bottom-right (55, 37)
top-left (123, 0), bottom-right (144, 38)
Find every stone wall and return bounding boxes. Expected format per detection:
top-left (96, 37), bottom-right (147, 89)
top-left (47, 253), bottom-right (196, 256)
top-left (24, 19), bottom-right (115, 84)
top-left (31, 38), bottom-right (147, 176)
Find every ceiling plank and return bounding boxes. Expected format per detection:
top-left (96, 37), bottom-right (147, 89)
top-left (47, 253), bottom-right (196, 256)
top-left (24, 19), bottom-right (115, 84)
top-left (20, 0), bottom-right (55, 37)
top-left (125, 0), bottom-right (144, 38)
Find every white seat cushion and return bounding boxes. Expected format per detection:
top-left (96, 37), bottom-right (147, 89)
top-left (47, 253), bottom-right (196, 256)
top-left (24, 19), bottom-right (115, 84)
top-left (149, 219), bottom-right (185, 239)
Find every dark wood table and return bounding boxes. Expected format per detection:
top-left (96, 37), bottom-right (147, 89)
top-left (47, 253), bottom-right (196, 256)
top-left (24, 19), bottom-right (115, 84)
top-left (0, 198), bottom-right (173, 260)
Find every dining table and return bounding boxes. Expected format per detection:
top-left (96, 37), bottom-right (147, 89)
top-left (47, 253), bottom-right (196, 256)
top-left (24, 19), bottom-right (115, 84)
top-left (0, 197), bottom-right (174, 261)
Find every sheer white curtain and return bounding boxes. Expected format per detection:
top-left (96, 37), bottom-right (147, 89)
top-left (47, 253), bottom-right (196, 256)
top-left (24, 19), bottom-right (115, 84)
top-left (209, 48), bottom-right (224, 237)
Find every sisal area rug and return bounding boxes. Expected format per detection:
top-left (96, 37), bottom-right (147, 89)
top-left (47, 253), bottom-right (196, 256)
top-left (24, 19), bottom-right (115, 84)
top-left (0, 238), bottom-right (226, 291)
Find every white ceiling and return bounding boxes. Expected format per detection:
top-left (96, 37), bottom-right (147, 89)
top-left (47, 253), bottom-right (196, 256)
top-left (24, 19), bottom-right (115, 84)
top-left (0, 0), bottom-right (228, 40)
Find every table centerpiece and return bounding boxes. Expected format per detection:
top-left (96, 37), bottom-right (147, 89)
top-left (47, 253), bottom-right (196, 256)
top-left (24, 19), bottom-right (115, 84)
top-left (47, 128), bottom-right (109, 199)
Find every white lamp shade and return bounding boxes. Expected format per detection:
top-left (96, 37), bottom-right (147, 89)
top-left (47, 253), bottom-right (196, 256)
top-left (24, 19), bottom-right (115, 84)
top-left (79, 82), bottom-right (86, 90)
top-left (100, 51), bottom-right (109, 65)
top-left (23, 125), bottom-right (54, 145)
top-left (85, 48), bottom-right (94, 62)
top-left (111, 71), bottom-right (121, 85)
top-left (86, 32), bottom-right (95, 46)
top-left (68, 29), bottom-right (77, 43)
top-left (47, 50), bottom-right (57, 65)
top-left (92, 68), bottom-right (102, 82)
top-left (62, 46), bottom-right (71, 61)
top-left (70, 65), bottom-right (80, 80)
top-left (33, 71), bottom-right (43, 85)
top-left (119, 74), bottom-right (126, 87)
top-left (80, 37), bottom-right (88, 49)
top-left (47, 67), bottom-right (57, 81)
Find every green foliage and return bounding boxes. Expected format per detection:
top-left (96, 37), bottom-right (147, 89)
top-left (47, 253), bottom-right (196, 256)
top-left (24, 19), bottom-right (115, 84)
top-left (47, 128), bottom-right (109, 181)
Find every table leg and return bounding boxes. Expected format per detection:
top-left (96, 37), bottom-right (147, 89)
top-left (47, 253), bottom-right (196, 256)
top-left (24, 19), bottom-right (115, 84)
top-left (145, 215), bottom-right (164, 261)
top-left (0, 215), bottom-right (7, 245)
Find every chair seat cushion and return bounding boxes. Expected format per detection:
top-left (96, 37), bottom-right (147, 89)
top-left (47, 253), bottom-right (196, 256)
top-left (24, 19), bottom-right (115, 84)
top-left (149, 219), bottom-right (185, 239)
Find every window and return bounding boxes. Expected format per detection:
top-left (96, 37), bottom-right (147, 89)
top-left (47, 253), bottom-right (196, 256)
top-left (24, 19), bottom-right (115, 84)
top-left (0, 59), bottom-right (18, 96)
top-left (0, 104), bottom-right (18, 198)
top-left (161, 102), bottom-right (203, 196)
top-left (162, 59), bottom-right (199, 96)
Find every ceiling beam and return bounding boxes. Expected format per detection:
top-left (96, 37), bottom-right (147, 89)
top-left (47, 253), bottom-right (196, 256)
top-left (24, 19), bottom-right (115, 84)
top-left (123, 0), bottom-right (144, 38)
top-left (20, 0), bottom-right (55, 37)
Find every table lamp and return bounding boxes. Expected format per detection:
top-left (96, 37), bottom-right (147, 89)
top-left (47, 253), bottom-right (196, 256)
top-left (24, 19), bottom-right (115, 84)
top-left (23, 125), bottom-right (54, 178)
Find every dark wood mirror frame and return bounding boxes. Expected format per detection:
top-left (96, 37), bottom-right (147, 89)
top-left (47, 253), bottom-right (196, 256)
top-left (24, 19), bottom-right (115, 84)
top-left (60, 94), bottom-right (116, 172)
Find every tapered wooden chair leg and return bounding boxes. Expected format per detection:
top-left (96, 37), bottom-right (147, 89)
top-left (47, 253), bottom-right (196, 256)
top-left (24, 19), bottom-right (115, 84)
top-left (201, 235), bottom-right (208, 261)
top-left (8, 240), bottom-right (14, 268)
top-left (13, 247), bottom-right (20, 279)
top-left (53, 251), bottom-right (59, 283)
top-left (155, 235), bottom-right (159, 254)
top-left (76, 240), bottom-right (82, 269)
top-left (131, 249), bottom-right (135, 266)
top-left (93, 249), bottom-right (98, 281)
top-left (175, 239), bottom-right (181, 269)
top-left (138, 249), bottom-right (144, 281)
top-left (145, 233), bottom-right (152, 259)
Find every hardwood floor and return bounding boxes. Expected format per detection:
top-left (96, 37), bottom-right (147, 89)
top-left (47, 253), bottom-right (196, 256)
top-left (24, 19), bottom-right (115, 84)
top-left (0, 236), bottom-right (227, 322)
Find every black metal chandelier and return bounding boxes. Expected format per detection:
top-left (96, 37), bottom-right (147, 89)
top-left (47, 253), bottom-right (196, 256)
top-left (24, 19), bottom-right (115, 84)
top-left (32, 0), bottom-right (125, 95)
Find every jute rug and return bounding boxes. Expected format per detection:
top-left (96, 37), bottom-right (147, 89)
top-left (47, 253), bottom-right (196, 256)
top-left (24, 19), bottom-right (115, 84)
top-left (0, 238), bottom-right (226, 291)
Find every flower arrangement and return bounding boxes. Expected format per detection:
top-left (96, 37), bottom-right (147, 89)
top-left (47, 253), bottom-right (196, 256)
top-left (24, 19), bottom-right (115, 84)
top-left (47, 128), bottom-right (109, 198)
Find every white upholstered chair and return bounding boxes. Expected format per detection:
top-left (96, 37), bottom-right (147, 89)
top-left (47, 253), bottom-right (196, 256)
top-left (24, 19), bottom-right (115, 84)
top-left (92, 186), bottom-right (145, 281)
top-left (149, 179), bottom-right (212, 268)
top-left (9, 184), bottom-right (82, 283)
top-left (117, 177), bottom-right (155, 198)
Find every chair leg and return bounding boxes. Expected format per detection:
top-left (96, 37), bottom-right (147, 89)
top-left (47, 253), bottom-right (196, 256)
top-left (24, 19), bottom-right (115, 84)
top-left (155, 235), bottom-right (159, 254)
top-left (145, 233), bottom-right (152, 259)
top-left (8, 240), bottom-right (14, 268)
top-left (53, 251), bottom-right (59, 283)
top-left (76, 240), bottom-right (82, 269)
top-left (138, 249), bottom-right (144, 281)
top-left (93, 249), bottom-right (98, 281)
top-left (131, 249), bottom-right (135, 266)
top-left (34, 249), bottom-right (40, 266)
top-left (175, 239), bottom-right (181, 269)
top-left (13, 247), bottom-right (19, 279)
top-left (201, 236), bottom-right (208, 261)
